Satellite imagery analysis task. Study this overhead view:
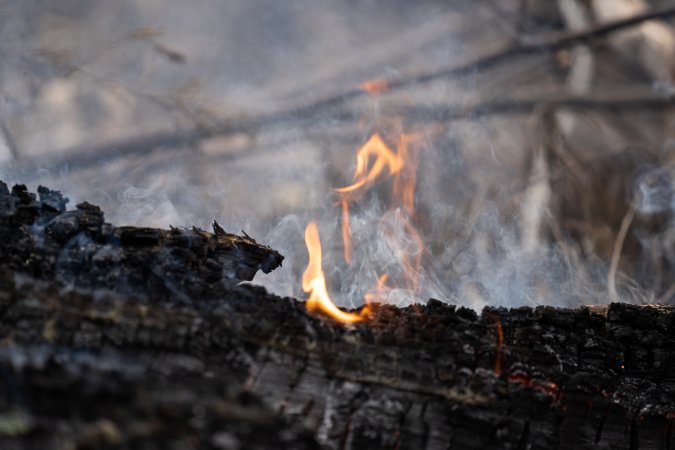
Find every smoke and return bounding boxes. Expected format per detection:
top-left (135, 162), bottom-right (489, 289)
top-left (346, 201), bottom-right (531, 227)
top-left (632, 167), bottom-right (674, 214)
top-left (254, 127), bottom-right (636, 310)
top-left (2, 0), bottom-right (674, 309)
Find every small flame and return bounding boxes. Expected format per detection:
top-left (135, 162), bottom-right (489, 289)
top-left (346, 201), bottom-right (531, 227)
top-left (334, 133), bottom-right (403, 196)
top-left (302, 221), bottom-right (363, 324)
top-left (301, 129), bottom-right (424, 323)
top-left (392, 133), bottom-right (420, 215)
top-left (359, 79), bottom-right (389, 94)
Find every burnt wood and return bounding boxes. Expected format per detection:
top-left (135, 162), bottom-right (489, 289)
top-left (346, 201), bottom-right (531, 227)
top-left (0, 183), bottom-right (673, 450)
top-left (0, 181), bottom-right (283, 302)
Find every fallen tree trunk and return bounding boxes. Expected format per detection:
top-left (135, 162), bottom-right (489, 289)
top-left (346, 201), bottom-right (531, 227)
top-left (0, 183), bottom-right (673, 450)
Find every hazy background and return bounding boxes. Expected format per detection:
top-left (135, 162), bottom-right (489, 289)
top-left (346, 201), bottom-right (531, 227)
top-left (1, 0), bottom-right (674, 309)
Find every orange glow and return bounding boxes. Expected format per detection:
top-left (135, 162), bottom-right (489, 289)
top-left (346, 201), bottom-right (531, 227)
top-left (334, 133), bottom-right (403, 196)
top-left (302, 221), bottom-right (363, 324)
top-left (508, 373), bottom-right (559, 400)
top-left (359, 79), bottom-right (389, 94)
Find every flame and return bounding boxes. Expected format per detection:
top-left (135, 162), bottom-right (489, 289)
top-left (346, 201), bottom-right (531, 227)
top-left (392, 133), bottom-right (420, 215)
top-left (302, 221), bottom-right (363, 324)
top-left (301, 129), bottom-right (424, 324)
top-left (359, 79), bottom-right (389, 94)
top-left (335, 131), bottom-right (423, 298)
top-left (334, 133), bottom-right (403, 196)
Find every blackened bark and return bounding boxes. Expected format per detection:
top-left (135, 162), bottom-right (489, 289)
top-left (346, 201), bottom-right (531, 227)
top-left (0, 181), bottom-right (283, 302)
top-left (0, 183), bottom-right (673, 450)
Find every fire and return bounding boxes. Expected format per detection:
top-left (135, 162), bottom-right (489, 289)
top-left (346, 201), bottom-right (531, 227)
top-left (335, 132), bottom-right (406, 266)
top-left (337, 131), bottom-right (422, 294)
top-left (302, 221), bottom-right (363, 324)
top-left (334, 133), bottom-right (403, 196)
top-left (302, 129), bottom-right (424, 324)
top-left (392, 133), bottom-right (419, 215)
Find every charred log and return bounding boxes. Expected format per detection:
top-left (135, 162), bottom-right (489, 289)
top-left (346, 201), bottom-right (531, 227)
top-left (0, 183), bottom-right (673, 449)
top-left (0, 181), bottom-right (283, 302)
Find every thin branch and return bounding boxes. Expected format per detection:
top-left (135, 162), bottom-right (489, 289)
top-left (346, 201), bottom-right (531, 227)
top-left (8, 6), bottom-right (675, 170)
top-left (289, 4), bottom-right (675, 115)
top-left (10, 90), bottom-right (675, 171)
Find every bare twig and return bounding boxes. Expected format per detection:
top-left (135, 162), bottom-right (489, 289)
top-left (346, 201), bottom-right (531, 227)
top-left (10, 90), bottom-right (675, 171)
top-left (7, 6), bottom-right (675, 170)
top-left (290, 4), bottom-right (675, 115)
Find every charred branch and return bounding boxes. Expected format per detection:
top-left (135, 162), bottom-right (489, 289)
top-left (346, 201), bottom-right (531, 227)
top-left (11, 90), bottom-right (675, 173)
top-left (0, 181), bottom-right (283, 302)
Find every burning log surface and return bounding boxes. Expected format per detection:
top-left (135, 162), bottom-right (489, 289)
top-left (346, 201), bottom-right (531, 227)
top-left (0, 183), bottom-right (673, 449)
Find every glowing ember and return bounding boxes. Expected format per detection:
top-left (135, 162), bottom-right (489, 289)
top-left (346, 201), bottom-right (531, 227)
top-left (508, 373), bottom-right (560, 400)
top-left (302, 221), bottom-right (363, 324)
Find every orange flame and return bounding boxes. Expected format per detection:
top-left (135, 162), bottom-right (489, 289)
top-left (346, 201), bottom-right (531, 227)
top-left (392, 133), bottom-right (420, 215)
top-left (336, 133), bottom-right (406, 267)
top-left (335, 131), bottom-right (423, 297)
top-left (359, 79), bottom-right (389, 94)
top-left (302, 129), bottom-right (424, 324)
top-left (302, 221), bottom-right (363, 324)
top-left (334, 133), bottom-right (403, 196)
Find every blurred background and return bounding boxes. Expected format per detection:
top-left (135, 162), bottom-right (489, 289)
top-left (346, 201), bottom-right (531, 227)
top-left (1, 0), bottom-right (674, 309)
